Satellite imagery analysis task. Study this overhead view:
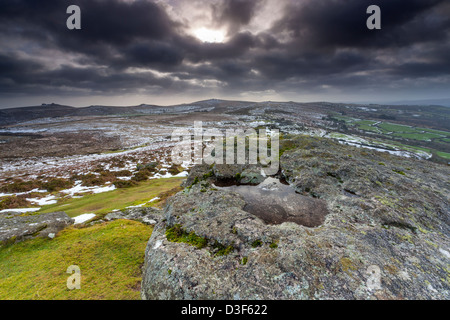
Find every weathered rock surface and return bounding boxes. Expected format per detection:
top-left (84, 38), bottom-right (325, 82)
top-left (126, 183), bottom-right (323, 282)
top-left (104, 207), bottom-right (163, 225)
top-left (0, 211), bottom-right (74, 245)
top-left (181, 163), bottom-right (266, 188)
top-left (141, 136), bottom-right (450, 300)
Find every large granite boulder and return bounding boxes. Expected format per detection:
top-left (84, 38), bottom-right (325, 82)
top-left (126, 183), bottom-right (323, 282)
top-left (141, 136), bottom-right (450, 300)
top-left (0, 211), bottom-right (74, 245)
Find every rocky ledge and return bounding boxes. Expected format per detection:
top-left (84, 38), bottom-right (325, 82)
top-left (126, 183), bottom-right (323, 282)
top-left (141, 135), bottom-right (450, 300)
top-left (0, 211), bottom-right (74, 245)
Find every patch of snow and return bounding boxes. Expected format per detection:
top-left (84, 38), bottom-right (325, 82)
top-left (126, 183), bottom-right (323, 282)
top-left (0, 189), bottom-right (48, 198)
top-left (439, 248), bottom-right (450, 259)
top-left (358, 107), bottom-right (377, 112)
top-left (153, 240), bottom-right (163, 249)
top-left (0, 207), bottom-right (40, 213)
top-left (126, 196), bottom-right (160, 208)
top-left (341, 141), bottom-right (413, 157)
top-left (91, 184), bottom-right (116, 194)
top-left (60, 181), bottom-right (116, 196)
top-left (26, 195), bottom-right (57, 206)
top-left (73, 213), bottom-right (96, 224)
top-left (126, 204), bottom-right (145, 208)
top-left (174, 171), bottom-right (189, 177)
top-left (151, 172), bottom-right (174, 179)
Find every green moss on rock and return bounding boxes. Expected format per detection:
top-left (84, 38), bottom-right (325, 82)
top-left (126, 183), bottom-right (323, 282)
top-left (165, 224), bottom-right (208, 249)
top-left (251, 239), bottom-right (263, 248)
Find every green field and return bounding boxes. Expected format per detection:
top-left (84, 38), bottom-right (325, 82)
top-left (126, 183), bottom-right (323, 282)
top-left (377, 122), bottom-right (416, 133)
top-left (331, 115), bottom-right (355, 123)
top-left (38, 177), bottom-right (185, 218)
top-left (422, 128), bottom-right (450, 136)
top-left (354, 120), bottom-right (378, 126)
top-left (436, 151), bottom-right (450, 160)
top-left (355, 120), bottom-right (381, 133)
top-left (0, 220), bottom-right (152, 300)
top-left (392, 132), bottom-right (445, 141)
top-left (330, 116), bottom-right (450, 156)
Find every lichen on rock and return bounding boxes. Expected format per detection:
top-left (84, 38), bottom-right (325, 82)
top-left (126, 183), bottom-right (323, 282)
top-left (141, 136), bottom-right (450, 300)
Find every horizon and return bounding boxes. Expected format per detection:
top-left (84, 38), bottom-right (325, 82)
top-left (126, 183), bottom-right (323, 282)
top-left (1, 0), bottom-right (449, 108)
top-left (2, 97), bottom-right (450, 111)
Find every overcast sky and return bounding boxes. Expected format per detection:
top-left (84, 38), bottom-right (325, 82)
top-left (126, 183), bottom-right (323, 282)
top-left (0, 0), bottom-right (449, 108)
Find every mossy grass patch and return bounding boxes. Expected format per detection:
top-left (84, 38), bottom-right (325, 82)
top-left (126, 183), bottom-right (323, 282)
top-left (0, 220), bottom-right (152, 300)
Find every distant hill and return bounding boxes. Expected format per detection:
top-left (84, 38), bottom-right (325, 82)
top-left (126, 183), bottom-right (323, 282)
top-left (0, 100), bottom-right (231, 126)
top-left (387, 98), bottom-right (450, 108)
top-left (0, 104), bottom-right (75, 126)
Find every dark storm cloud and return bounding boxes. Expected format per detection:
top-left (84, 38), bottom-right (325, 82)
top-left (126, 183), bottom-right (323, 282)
top-left (0, 54), bottom-right (44, 81)
top-left (253, 50), bottom-right (371, 80)
top-left (0, 0), bottom-right (185, 96)
top-left (120, 41), bottom-right (185, 69)
top-left (0, 0), bottom-right (176, 44)
top-left (0, 61), bottom-right (178, 96)
top-left (391, 61), bottom-right (450, 78)
top-left (249, 0), bottom-right (450, 89)
top-left (212, 0), bottom-right (263, 34)
top-left (271, 0), bottom-right (448, 50)
top-left (0, 0), bottom-right (179, 67)
top-left (0, 0), bottom-right (449, 103)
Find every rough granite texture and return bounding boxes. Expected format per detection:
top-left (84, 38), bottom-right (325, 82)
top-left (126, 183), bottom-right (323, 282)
top-left (141, 136), bottom-right (450, 300)
top-left (0, 211), bottom-right (74, 245)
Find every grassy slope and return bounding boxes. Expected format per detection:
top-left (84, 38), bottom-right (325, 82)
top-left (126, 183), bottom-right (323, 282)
top-left (38, 177), bottom-right (185, 217)
top-left (0, 220), bottom-right (152, 300)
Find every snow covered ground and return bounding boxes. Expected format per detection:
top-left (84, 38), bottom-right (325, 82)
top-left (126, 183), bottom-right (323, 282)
top-left (26, 195), bottom-right (57, 206)
top-left (0, 139), bottom-right (175, 179)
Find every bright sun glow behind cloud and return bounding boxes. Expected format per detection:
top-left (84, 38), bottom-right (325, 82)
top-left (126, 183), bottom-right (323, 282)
top-left (194, 28), bottom-right (225, 43)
